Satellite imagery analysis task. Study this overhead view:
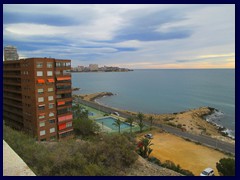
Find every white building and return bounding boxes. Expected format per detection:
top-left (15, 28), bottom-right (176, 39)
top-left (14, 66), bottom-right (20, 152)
top-left (4, 46), bottom-right (19, 61)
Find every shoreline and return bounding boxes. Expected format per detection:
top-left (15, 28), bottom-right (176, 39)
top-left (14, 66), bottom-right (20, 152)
top-left (73, 92), bottom-right (235, 144)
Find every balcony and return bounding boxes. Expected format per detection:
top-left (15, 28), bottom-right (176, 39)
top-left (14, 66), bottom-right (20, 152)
top-left (3, 112), bottom-right (23, 123)
top-left (3, 74), bottom-right (21, 78)
top-left (4, 100), bottom-right (23, 108)
top-left (3, 107), bottom-right (22, 116)
top-left (56, 89), bottom-right (72, 95)
top-left (3, 88), bottom-right (21, 94)
top-left (3, 67), bottom-right (21, 71)
top-left (3, 81), bottom-right (21, 86)
top-left (3, 94), bottom-right (22, 102)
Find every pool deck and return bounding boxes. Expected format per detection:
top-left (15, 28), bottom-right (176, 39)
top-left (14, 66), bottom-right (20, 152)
top-left (76, 103), bottom-right (148, 133)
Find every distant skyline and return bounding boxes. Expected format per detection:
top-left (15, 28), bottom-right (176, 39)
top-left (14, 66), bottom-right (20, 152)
top-left (3, 4), bottom-right (235, 69)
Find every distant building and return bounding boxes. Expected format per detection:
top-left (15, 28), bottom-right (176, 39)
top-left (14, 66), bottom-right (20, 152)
top-left (4, 46), bottom-right (19, 61)
top-left (89, 64), bottom-right (98, 71)
top-left (3, 58), bottom-right (73, 141)
top-left (77, 66), bottom-right (84, 72)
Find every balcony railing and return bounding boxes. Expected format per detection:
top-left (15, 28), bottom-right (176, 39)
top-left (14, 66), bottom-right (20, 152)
top-left (3, 94), bottom-right (22, 101)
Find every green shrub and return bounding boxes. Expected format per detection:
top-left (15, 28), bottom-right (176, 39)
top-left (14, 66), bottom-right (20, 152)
top-left (162, 160), bottom-right (194, 176)
top-left (73, 118), bottom-right (100, 136)
top-left (216, 158), bottom-right (235, 176)
top-left (3, 125), bottom-right (137, 176)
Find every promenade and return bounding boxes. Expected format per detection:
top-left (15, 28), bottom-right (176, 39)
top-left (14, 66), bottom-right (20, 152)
top-left (75, 98), bottom-right (235, 155)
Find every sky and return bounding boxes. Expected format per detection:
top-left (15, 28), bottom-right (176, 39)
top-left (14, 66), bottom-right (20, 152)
top-left (3, 4), bottom-right (235, 69)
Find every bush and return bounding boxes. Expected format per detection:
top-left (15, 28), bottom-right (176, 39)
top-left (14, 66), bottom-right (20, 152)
top-left (3, 125), bottom-right (138, 176)
top-left (162, 160), bottom-right (194, 176)
top-left (148, 157), bottom-right (161, 166)
top-left (73, 118), bottom-right (100, 136)
top-left (216, 158), bottom-right (235, 176)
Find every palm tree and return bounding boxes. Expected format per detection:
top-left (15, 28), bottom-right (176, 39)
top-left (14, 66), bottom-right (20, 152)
top-left (137, 137), bottom-right (153, 158)
top-left (149, 116), bottom-right (154, 130)
top-left (112, 118), bottom-right (122, 133)
top-left (72, 104), bottom-right (83, 119)
top-left (126, 117), bottom-right (134, 133)
top-left (137, 112), bottom-right (145, 132)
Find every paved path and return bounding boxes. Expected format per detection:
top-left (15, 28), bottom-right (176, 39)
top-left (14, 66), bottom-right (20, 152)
top-left (75, 98), bottom-right (235, 155)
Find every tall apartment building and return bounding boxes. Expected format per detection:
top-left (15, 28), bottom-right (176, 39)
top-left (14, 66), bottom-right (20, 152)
top-left (4, 46), bottom-right (19, 61)
top-left (3, 58), bottom-right (73, 141)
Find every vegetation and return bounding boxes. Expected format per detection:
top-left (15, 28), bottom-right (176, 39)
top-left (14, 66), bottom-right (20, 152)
top-left (148, 116), bottom-right (154, 130)
top-left (216, 158), bottom-right (235, 176)
top-left (112, 118), bottom-right (122, 134)
top-left (73, 118), bottom-right (100, 136)
top-left (136, 137), bottom-right (153, 158)
top-left (72, 104), bottom-right (88, 119)
top-left (161, 160), bottom-right (194, 176)
top-left (137, 112), bottom-right (145, 132)
top-left (126, 117), bottom-right (134, 133)
top-left (3, 125), bottom-right (138, 176)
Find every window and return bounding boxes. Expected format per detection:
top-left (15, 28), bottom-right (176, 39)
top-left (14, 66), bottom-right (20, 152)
top-left (47, 62), bottom-right (53, 68)
top-left (47, 71), bottom-right (53, 76)
top-left (40, 130), bottom-right (46, 136)
top-left (38, 97), bottom-right (44, 102)
top-left (48, 96), bottom-right (54, 101)
top-left (39, 115), bottom-right (45, 119)
top-left (55, 71), bottom-right (60, 75)
top-left (50, 127), bottom-right (55, 133)
top-left (38, 88), bottom-right (44, 94)
top-left (38, 104), bottom-right (45, 110)
top-left (37, 71), bottom-right (43, 76)
top-left (36, 62), bottom-right (43, 68)
top-left (39, 122), bottom-right (45, 127)
top-left (49, 119), bottom-right (55, 124)
top-left (66, 122), bottom-right (72, 128)
top-left (50, 136), bottom-right (56, 141)
top-left (49, 103), bottom-right (54, 109)
top-left (48, 87), bottom-right (53, 92)
top-left (49, 112), bottom-right (54, 117)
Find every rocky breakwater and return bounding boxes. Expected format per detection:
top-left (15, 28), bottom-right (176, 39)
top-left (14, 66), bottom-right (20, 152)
top-left (126, 106), bottom-right (234, 144)
top-left (76, 92), bottom-right (114, 102)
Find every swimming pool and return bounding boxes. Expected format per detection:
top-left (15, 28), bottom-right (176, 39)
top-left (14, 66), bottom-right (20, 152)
top-left (95, 117), bottom-right (132, 131)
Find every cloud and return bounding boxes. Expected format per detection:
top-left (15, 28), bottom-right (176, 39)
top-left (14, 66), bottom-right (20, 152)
top-left (3, 4), bottom-right (235, 69)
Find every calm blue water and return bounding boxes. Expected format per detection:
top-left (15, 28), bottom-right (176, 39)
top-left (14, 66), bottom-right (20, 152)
top-left (72, 69), bottom-right (235, 136)
top-left (96, 117), bottom-right (131, 130)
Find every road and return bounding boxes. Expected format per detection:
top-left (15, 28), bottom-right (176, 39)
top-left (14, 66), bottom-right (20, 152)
top-left (75, 98), bottom-right (235, 155)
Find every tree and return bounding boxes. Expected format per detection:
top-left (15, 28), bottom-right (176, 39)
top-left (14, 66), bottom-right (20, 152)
top-left (126, 117), bottom-right (134, 133)
top-left (137, 112), bottom-right (145, 132)
top-left (216, 158), bottom-right (235, 176)
top-left (136, 137), bottom-right (153, 158)
top-left (72, 104), bottom-right (84, 119)
top-left (148, 116), bottom-right (154, 130)
top-left (112, 118), bottom-right (122, 133)
top-left (73, 118), bottom-right (100, 136)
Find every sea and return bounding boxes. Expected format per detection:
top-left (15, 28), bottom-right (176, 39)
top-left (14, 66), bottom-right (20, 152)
top-left (72, 69), bottom-right (235, 137)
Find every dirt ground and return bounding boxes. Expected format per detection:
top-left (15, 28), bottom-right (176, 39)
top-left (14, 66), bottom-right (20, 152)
top-left (138, 130), bottom-right (228, 176)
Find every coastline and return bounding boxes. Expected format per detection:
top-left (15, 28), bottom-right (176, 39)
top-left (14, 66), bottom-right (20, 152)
top-left (74, 92), bottom-right (235, 144)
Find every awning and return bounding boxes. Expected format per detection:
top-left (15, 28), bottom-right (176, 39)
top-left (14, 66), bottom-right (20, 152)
top-left (57, 77), bottom-right (71, 81)
top-left (38, 113), bottom-right (45, 116)
top-left (37, 79), bottom-right (45, 84)
top-left (59, 128), bottom-right (73, 135)
top-left (38, 104), bottom-right (45, 107)
top-left (57, 101), bottom-right (65, 106)
top-left (58, 123), bottom-right (66, 130)
top-left (48, 79), bottom-right (55, 83)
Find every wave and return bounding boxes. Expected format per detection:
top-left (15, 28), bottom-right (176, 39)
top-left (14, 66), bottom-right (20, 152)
top-left (205, 109), bottom-right (235, 139)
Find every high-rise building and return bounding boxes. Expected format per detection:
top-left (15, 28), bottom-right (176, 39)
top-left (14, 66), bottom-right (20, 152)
top-left (3, 58), bottom-right (73, 141)
top-left (4, 46), bottom-right (19, 61)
